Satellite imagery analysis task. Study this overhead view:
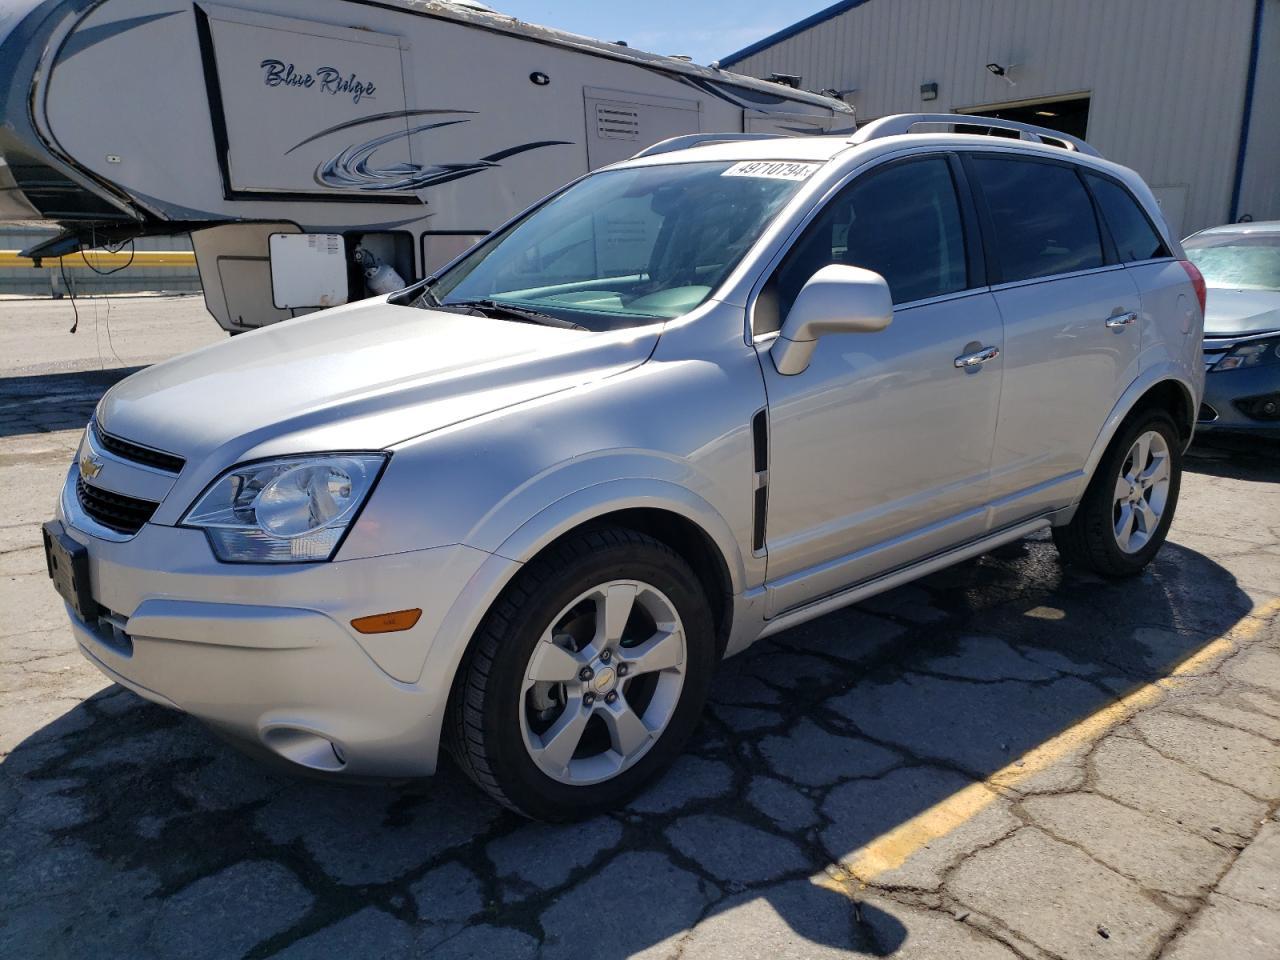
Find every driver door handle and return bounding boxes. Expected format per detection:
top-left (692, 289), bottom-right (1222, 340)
top-left (1105, 311), bottom-right (1138, 328)
top-left (954, 345), bottom-right (1000, 368)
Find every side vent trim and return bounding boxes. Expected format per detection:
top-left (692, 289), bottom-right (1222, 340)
top-left (752, 408), bottom-right (769, 473)
top-left (750, 409), bottom-right (769, 554)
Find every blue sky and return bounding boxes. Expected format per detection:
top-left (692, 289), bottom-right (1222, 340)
top-left (489, 1), bottom-right (829, 66)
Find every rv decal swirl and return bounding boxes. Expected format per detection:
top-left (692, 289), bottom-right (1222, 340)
top-left (285, 110), bottom-right (570, 194)
top-left (261, 60), bottom-right (377, 104)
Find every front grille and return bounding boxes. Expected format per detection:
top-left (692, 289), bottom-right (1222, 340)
top-left (76, 477), bottom-right (159, 535)
top-left (92, 420), bottom-right (185, 474)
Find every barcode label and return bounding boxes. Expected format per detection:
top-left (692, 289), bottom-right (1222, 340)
top-left (722, 161), bottom-right (821, 181)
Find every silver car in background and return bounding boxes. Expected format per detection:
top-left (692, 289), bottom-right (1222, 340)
top-left (44, 115), bottom-right (1204, 820)
top-left (1184, 222), bottom-right (1280, 433)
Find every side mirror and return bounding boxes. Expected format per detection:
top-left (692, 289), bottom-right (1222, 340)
top-left (771, 264), bottom-right (893, 375)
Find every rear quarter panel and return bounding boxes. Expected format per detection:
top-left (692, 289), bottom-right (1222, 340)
top-left (1129, 259), bottom-right (1205, 416)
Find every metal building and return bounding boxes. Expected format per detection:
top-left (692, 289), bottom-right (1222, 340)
top-left (720, 0), bottom-right (1278, 236)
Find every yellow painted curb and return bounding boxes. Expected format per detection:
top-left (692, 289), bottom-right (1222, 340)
top-left (0, 250), bottom-right (195, 269)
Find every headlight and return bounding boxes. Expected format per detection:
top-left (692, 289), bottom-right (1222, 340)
top-left (1213, 337), bottom-right (1280, 371)
top-left (182, 454), bottom-right (387, 562)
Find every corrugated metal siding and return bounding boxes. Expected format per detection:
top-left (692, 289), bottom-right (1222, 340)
top-left (1236, 0), bottom-right (1279, 224)
top-left (727, 0), bottom-right (1266, 235)
top-left (0, 227), bottom-right (200, 296)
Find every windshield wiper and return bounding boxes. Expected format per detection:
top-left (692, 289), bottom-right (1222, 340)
top-left (447, 298), bottom-right (589, 331)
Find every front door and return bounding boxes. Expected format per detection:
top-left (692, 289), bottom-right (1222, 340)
top-left (754, 154), bottom-right (1003, 616)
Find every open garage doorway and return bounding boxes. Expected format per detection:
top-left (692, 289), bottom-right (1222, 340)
top-left (961, 95), bottom-right (1091, 140)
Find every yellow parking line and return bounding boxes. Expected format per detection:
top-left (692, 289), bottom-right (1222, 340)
top-left (838, 596), bottom-right (1280, 885)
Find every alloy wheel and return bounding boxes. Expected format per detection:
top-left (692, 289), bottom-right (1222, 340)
top-left (1112, 429), bottom-right (1171, 554)
top-left (518, 580), bottom-right (687, 786)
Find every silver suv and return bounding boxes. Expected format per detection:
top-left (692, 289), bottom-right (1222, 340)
top-left (46, 115), bottom-right (1205, 819)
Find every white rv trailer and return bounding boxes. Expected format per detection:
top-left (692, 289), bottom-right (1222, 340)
top-left (0, 0), bottom-right (853, 331)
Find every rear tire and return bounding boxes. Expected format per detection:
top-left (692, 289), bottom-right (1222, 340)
top-left (1053, 408), bottom-right (1182, 578)
top-left (446, 526), bottom-right (715, 821)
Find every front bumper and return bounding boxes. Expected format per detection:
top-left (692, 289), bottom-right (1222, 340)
top-left (1198, 364), bottom-right (1280, 434)
top-left (54, 469), bottom-right (495, 777)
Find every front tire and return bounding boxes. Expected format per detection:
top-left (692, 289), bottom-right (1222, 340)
top-left (446, 526), bottom-right (715, 821)
top-left (1053, 408), bottom-right (1182, 577)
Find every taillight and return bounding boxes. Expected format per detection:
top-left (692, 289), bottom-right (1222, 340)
top-left (1179, 260), bottom-right (1207, 315)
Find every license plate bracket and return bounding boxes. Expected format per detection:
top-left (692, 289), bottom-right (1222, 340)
top-left (42, 520), bottom-right (99, 622)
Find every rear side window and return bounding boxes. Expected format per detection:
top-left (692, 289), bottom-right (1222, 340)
top-left (970, 157), bottom-right (1103, 282)
top-left (763, 156), bottom-right (967, 329)
top-left (1086, 174), bottom-right (1169, 262)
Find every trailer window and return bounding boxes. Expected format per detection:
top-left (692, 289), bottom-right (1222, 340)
top-left (424, 161), bottom-right (815, 330)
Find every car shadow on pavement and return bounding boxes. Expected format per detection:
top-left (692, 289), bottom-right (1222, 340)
top-left (1185, 434), bottom-right (1280, 483)
top-left (0, 368), bottom-right (141, 438)
top-left (0, 536), bottom-right (1257, 958)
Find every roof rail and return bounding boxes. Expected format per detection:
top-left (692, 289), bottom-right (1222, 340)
top-left (631, 133), bottom-right (787, 159)
top-left (849, 114), bottom-right (1101, 157)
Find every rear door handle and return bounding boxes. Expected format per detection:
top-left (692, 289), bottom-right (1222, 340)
top-left (1105, 311), bottom-right (1138, 328)
top-left (954, 345), bottom-right (1000, 368)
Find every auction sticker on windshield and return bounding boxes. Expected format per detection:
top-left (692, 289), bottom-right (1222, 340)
top-left (722, 161), bottom-right (821, 180)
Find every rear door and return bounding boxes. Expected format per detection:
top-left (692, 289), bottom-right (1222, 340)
top-left (757, 153), bottom-right (1004, 615)
top-left (1082, 172), bottom-right (1190, 368)
top-left (966, 153), bottom-right (1142, 524)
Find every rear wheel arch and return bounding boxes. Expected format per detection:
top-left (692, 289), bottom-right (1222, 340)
top-left (1054, 406), bottom-right (1182, 577)
top-left (1132, 379), bottom-right (1195, 447)
top-left (1088, 374), bottom-right (1197, 481)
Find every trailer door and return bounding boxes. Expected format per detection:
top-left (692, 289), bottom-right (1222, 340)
top-left (583, 87), bottom-right (701, 168)
top-left (198, 4), bottom-right (414, 198)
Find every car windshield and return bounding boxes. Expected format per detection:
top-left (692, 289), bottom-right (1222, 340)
top-left (418, 160), bottom-right (819, 331)
top-left (1183, 233), bottom-right (1280, 292)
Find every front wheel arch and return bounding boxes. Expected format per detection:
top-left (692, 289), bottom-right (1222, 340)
top-left (445, 524), bottom-right (718, 819)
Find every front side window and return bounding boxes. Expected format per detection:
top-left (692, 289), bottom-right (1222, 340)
top-left (1183, 233), bottom-right (1280, 291)
top-left (758, 156), bottom-right (968, 333)
top-left (1086, 174), bottom-right (1169, 263)
top-left (422, 160), bottom-right (815, 331)
top-left (971, 156), bottom-right (1103, 283)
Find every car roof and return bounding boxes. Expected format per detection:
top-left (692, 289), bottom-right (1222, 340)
top-left (611, 126), bottom-right (1178, 254)
top-left (619, 132), bottom-right (1124, 171)
top-left (620, 137), bottom-right (854, 166)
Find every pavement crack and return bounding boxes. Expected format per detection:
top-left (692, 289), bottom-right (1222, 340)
top-left (1119, 725), bottom-right (1274, 807)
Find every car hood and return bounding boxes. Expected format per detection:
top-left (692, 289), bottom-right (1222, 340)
top-left (97, 299), bottom-right (659, 466)
top-left (1202, 288), bottom-right (1280, 338)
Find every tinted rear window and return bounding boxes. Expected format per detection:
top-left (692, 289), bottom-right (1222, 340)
top-left (971, 157), bottom-right (1104, 282)
top-left (1086, 175), bottom-right (1168, 262)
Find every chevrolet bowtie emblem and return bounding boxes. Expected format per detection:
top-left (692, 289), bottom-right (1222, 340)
top-left (79, 452), bottom-right (104, 481)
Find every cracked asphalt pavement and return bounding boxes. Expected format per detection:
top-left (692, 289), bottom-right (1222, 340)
top-left (3, 297), bottom-right (1280, 959)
